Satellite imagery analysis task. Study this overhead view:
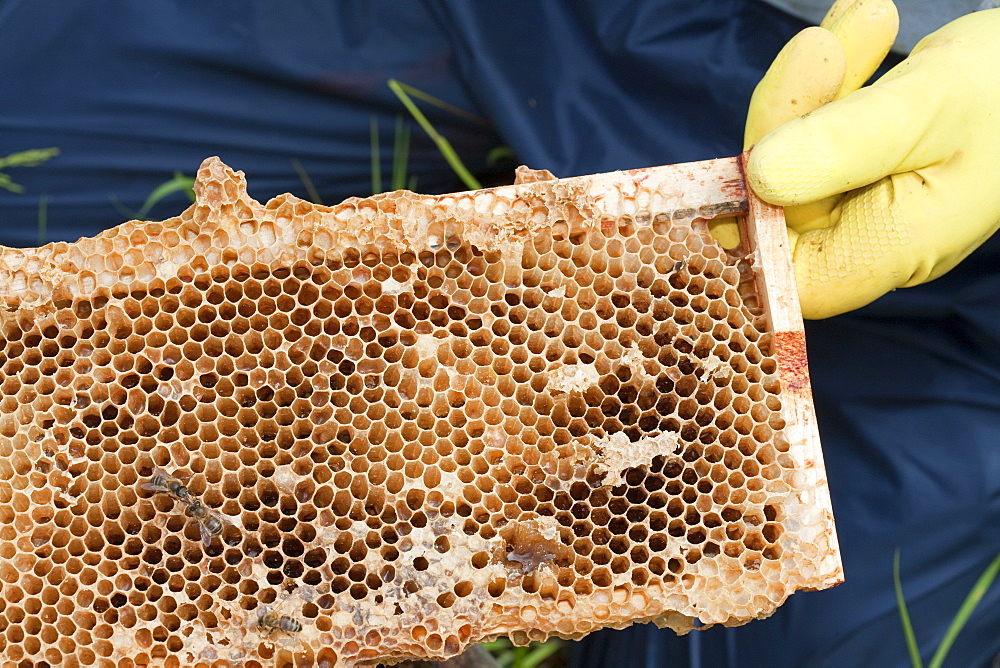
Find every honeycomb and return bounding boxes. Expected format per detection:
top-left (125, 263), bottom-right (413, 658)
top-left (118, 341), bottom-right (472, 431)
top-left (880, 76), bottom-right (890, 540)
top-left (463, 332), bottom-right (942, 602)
top-left (0, 157), bottom-right (841, 667)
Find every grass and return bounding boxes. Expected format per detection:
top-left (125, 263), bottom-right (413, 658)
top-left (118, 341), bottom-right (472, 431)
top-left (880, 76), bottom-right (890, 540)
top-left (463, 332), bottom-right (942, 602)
top-left (0, 147), bottom-right (59, 193)
top-left (369, 114), bottom-right (419, 196)
top-left (111, 171), bottom-right (195, 221)
top-left (369, 78), bottom-right (504, 197)
top-left (370, 117), bottom-right (382, 195)
top-left (36, 195), bottom-right (48, 246)
top-left (391, 115), bottom-right (416, 192)
top-left (291, 157), bottom-right (322, 205)
top-left (387, 79), bottom-right (483, 191)
top-left (0, 147), bottom-right (58, 244)
top-left (894, 547), bottom-right (1000, 668)
top-left (481, 638), bottom-right (564, 668)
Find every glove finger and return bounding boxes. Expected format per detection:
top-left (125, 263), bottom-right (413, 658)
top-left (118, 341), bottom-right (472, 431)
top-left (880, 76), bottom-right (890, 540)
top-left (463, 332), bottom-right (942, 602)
top-left (823, 0), bottom-right (899, 99)
top-left (747, 73), bottom-right (943, 207)
top-left (706, 218), bottom-right (742, 250)
top-left (744, 27), bottom-right (845, 149)
top-left (819, 0), bottom-right (859, 29)
top-left (782, 197), bottom-right (838, 234)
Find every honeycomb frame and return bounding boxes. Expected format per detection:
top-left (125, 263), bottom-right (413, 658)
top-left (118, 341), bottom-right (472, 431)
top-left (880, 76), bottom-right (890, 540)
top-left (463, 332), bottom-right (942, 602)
top-left (0, 155), bottom-right (841, 667)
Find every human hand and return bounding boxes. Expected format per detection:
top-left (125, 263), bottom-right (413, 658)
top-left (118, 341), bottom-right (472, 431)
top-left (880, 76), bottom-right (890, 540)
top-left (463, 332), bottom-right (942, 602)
top-left (744, 0), bottom-right (1000, 319)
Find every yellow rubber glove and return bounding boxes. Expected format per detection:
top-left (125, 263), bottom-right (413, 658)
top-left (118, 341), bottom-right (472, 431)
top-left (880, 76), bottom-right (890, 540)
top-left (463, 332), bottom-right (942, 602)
top-left (745, 2), bottom-right (1000, 319)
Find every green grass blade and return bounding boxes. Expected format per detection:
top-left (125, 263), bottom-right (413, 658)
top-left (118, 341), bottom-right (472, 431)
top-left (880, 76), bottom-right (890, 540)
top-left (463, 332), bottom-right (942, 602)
top-left (388, 79), bottom-right (482, 191)
top-left (486, 146), bottom-right (515, 167)
top-left (399, 122), bottom-right (411, 189)
top-left (391, 80), bottom-right (490, 126)
top-left (135, 172), bottom-right (195, 219)
top-left (928, 549), bottom-right (1000, 668)
top-left (391, 115), bottom-right (412, 191)
top-left (0, 172), bottom-right (24, 193)
top-left (109, 194), bottom-right (138, 220)
top-left (0, 147), bottom-right (59, 170)
top-left (37, 195), bottom-right (48, 246)
top-left (291, 158), bottom-right (322, 205)
top-left (481, 639), bottom-right (512, 653)
top-left (0, 147), bottom-right (59, 193)
top-left (894, 548), bottom-right (924, 668)
top-left (111, 172), bottom-right (194, 221)
top-left (518, 640), bottom-right (563, 668)
top-left (370, 116), bottom-right (382, 194)
top-left (181, 172), bottom-right (196, 203)
top-left (509, 645), bottom-right (530, 668)
top-left (494, 649), bottom-right (516, 667)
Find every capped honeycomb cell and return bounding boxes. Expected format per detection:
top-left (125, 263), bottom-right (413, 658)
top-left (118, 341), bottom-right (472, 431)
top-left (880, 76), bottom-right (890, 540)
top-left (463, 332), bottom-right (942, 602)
top-left (0, 156), bottom-right (839, 666)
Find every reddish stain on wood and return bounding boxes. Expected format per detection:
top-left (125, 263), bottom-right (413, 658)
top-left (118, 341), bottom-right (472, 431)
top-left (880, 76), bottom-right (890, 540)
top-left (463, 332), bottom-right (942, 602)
top-left (719, 178), bottom-right (746, 200)
top-left (775, 330), bottom-right (810, 392)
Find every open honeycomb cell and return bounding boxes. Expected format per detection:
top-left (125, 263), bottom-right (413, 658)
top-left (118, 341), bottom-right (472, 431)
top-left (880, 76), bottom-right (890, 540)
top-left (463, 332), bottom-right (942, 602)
top-left (0, 157), bottom-right (840, 666)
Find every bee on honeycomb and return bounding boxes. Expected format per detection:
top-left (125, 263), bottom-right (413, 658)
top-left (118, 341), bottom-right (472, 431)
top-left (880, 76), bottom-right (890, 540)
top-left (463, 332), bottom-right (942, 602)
top-left (257, 606), bottom-right (302, 635)
top-left (141, 467), bottom-right (194, 505)
top-left (186, 498), bottom-right (230, 547)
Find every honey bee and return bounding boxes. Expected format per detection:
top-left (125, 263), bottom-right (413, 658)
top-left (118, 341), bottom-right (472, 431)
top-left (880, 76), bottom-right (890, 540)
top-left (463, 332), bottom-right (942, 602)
top-left (186, 499), bottom-right (229, 547)
top-left (257, 606), bottom-right (302, 634)
top-left (141, 468), bottom-right (193, 504)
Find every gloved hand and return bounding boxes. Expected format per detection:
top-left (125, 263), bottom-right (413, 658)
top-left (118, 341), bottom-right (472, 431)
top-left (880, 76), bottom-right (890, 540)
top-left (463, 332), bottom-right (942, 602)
top-left (742, 0), bottom-right (1000, 319)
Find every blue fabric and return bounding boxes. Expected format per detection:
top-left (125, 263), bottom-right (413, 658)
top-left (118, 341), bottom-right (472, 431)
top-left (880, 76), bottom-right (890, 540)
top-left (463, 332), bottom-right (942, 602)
top-left (1, 1), bottom-right (997, 666)
top-left (0, 0), bottom-right (506, 243)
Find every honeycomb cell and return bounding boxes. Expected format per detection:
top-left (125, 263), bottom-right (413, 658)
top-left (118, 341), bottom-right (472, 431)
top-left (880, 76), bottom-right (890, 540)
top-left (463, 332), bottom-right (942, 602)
top-left (0, 157), bottom-right (837, 666)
